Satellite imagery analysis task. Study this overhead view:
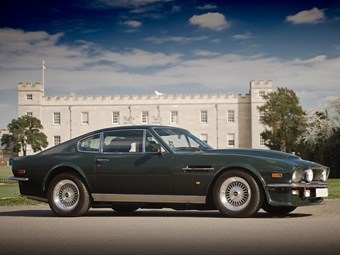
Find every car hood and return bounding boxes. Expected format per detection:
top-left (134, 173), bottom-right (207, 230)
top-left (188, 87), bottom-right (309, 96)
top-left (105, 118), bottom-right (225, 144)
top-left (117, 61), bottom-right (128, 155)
top-left (207, 148), bottom-right (301, 160)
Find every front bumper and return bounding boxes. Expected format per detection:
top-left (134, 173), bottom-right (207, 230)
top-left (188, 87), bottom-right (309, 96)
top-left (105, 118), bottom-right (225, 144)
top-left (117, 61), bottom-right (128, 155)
top-left (266, 182), bottom-right (328, 207)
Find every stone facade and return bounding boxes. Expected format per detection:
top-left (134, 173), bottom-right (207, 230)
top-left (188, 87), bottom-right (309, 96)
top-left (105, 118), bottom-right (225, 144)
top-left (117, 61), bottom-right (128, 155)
top-left (18, 80), bottom-right (273, 154)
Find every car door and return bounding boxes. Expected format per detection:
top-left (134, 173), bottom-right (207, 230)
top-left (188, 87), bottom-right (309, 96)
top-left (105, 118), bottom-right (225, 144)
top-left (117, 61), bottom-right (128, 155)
top-left (172, 152), bottom-right (218, 196)
top-left (95, 129), bottom-right (173, 195)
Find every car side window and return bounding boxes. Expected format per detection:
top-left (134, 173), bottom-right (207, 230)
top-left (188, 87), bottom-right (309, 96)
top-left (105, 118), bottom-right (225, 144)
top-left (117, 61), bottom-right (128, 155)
top-left (103, 130), bottom-right (144, 153)
top-left (78, 134), bottom-right (100, 152)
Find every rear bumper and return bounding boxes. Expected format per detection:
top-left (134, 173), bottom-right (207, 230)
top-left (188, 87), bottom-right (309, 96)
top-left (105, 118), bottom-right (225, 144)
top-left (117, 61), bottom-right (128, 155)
top-left (8, 176), bottom-right (29, 182)
top-left (266, 182), bottom-right (328, 207)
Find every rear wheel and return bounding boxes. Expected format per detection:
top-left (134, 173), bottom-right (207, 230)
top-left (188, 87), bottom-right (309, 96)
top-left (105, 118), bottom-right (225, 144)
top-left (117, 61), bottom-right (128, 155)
top-left (213, 170), bottom-right (263, 218)
top-left (47, 173), bottom-right (91, 217)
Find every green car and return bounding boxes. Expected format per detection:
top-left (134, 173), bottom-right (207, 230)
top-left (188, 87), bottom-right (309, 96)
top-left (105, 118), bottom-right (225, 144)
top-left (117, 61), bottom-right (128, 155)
top-left (10, 125), bottom-right (329, 217)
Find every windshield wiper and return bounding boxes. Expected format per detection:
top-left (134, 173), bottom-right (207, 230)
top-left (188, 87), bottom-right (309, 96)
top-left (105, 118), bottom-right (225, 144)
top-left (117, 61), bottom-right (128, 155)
top-left (175, 147), bottom-right (202, 152)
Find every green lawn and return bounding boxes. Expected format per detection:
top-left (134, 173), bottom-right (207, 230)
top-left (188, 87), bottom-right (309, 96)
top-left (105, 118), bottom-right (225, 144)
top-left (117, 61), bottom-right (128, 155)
top-left (0, 165), bottom-right (11, 179)
top-left (0, 166), bottom-right (41, 205)
top-left (0, 166), bottom-right (339, 206)
top-left (328, 178), bottom-right (340, 199)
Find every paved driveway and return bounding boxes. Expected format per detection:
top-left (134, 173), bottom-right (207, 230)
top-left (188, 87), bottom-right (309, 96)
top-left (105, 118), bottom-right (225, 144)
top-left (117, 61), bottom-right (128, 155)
top-left (0, 200), bottom-right (340, 255)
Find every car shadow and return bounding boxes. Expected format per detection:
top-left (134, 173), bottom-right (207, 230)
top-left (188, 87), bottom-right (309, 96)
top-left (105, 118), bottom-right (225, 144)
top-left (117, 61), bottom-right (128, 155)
top-left (0, 208), bottom-right (313, 218)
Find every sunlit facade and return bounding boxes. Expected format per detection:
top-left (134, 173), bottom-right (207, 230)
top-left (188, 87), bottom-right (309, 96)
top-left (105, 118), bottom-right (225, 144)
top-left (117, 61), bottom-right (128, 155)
top-left (18, 80), bottom-right (273, 155)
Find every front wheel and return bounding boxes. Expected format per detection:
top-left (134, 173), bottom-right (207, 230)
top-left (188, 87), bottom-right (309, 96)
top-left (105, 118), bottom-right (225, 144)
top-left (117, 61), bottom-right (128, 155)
top-left (47, 173), bottom-right (91, 217)
top-left (213, 170), bottom-right (263, 218)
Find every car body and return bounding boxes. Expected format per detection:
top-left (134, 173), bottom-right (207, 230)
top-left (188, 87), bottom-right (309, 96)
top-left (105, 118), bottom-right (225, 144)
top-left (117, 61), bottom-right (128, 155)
top-left (10, 125), bottom-right (330, 217)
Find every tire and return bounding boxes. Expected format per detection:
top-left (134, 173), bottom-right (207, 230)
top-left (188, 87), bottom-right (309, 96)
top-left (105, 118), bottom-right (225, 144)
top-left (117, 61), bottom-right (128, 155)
top-left (47, 173), bottom-right (91, 217)
top-left (213, 170), bottom-right (263, 218)
top-left (262, 202), bottom-right (297, 216)
top-left (112, 205), bottom-right (139, 213)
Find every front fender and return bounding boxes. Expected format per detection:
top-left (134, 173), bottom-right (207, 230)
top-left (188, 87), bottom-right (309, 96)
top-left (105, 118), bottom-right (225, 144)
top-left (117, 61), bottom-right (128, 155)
top-left (208, 162), bottom-right (271, 202)
top-left (214, 163), bottom-right (267, 186)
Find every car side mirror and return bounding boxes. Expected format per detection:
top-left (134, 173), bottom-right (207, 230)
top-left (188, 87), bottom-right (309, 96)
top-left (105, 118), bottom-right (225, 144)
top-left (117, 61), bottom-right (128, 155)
top-left (148, 142), bottom-right (163, 155)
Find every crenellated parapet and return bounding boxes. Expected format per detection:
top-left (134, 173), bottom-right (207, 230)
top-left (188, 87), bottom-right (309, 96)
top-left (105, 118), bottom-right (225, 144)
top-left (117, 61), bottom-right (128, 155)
top-left (18, 82), bottom-right (44, 92)
top-left (250, 80), bottom-right (272, 89)
top-left (42, 91), bottom-right (248, 105)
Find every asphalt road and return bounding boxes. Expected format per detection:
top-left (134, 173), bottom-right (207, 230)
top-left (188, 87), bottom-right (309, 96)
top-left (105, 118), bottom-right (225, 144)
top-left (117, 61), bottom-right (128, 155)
top-left (1, 201), bottom-right (340, 255)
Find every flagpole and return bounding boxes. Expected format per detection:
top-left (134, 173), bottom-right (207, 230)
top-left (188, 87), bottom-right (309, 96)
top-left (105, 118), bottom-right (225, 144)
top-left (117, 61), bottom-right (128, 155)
top-left (42, 60), bottom-right (45, 95)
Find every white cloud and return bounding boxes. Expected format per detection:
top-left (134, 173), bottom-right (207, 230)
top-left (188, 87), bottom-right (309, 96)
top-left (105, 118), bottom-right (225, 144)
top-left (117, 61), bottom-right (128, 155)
top-left (0, 28), bottom-right (340, 129)
top-left (121, 20), bottom-right (142, 28)
top-left (231, 32), bottom-right (254, 40)
top-left (292, 55), bottom-right (327, 65)
top-left (145, 36), bottom-right (209, 44)
top-left (94, 48), bottom-right (182, 68)
top-left (192, 50), bottom-right (219, 57)
top-left (286, 7), bottom-right (325, 24)
top-left (189, 12), bottom-right (229, 31)
top-left (0, 102), bottom-right (10, 111)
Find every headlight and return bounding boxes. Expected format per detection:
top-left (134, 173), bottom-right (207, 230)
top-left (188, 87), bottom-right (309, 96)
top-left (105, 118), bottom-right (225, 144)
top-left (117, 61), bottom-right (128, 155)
top-left (292, 168), bottom-right (303, 182)
top-left (304, 169), bottom-right (314, 183)
top-left (320, 169), bottom-right (328, 182)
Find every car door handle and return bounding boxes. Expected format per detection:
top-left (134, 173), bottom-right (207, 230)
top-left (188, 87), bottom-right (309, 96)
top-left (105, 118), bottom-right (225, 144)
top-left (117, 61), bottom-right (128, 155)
top-left (96, 158), bottom-right (110, 163)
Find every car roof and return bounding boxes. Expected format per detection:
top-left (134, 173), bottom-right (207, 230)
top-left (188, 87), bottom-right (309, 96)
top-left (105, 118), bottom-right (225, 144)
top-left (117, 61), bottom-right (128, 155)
top-left (78, 125), bottom-right (188, 139)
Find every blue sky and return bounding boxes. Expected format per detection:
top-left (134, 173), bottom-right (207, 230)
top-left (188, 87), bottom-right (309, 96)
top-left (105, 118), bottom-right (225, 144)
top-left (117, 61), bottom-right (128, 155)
top-left (0, 0), bottom-right (340, 128)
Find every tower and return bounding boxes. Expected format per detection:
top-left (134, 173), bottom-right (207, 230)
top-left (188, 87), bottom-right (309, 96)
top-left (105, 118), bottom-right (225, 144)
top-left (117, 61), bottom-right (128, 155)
top-left (249, 80), bottom-right (273, 148)
top-left (18, 82), bottom-right (43, 119)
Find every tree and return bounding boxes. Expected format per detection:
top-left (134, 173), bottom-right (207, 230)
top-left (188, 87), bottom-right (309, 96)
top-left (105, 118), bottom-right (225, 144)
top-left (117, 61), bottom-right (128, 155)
top-left (258, 87), bottom-right (306, 152)
top-left (297, 97), bottom-right (340, 177)
top-left (1, 115), bottom-right (48, 156)
top-left (298, 110), bottom-right (335, 150)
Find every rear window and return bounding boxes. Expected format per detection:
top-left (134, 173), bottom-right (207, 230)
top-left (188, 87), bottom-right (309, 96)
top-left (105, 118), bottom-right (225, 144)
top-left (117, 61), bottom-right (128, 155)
top-left (78, 134), bottom-right (100, 152)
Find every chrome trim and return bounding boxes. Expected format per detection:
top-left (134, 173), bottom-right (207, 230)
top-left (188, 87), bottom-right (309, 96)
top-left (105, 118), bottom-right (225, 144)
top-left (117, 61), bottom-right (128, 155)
top-left (267, 182), bottom-right (328, 188)
top-left (92, 194), bottom-right (206, 204)
top-left (8, 176), bottom-right (29, 182)
top-left (182, 166), bottom-right (215, 172)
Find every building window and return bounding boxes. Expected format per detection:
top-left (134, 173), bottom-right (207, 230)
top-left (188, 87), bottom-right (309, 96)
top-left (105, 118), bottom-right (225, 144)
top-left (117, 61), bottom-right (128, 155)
top-left (141, 111), bottom-right (149, 124)
top-left (81, 112), bottom-right (89, 125)
top-left (260, 135), bottom-right (265, 146)
top-left (259, 91), bottom-right (266, 98)
top-left (170, 111), bottom-right (178, 124)
top-left (227, 134), bottom-right (235, 147)
top-left (227, 110), bottom-right (235, 123)
top-left (54, 136), bottom-right (61, 146)
top-left (53, 112), bottom-right (61, 125)
top-left (200, 134), bottom-right (208, 143)
top-left (112, 112), bottom-right (120, 125)
top-left (200, 110), bottom-right (208, 123)
top-left (259, 111), bottom-right (265, 122)
top-left (26, 112), bottom-right (33, 117)
top-left (26, 94), bottom-right (33, 101)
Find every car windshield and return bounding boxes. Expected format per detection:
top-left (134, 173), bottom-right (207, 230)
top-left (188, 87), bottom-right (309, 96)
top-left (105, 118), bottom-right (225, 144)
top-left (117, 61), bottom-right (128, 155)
top-left (154, 127), bottom-right (213, 152)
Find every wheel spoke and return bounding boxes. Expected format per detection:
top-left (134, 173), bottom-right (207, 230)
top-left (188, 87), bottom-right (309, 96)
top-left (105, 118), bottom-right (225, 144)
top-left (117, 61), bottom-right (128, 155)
top-left (53, 179), bottom-right (80, 211)
top-left (219, 177), bottom-right (251, 211)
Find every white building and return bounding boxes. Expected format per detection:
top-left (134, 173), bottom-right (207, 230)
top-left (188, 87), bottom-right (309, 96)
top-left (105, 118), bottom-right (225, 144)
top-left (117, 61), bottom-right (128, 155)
top-left (18, 80), bottom-right (273, 154)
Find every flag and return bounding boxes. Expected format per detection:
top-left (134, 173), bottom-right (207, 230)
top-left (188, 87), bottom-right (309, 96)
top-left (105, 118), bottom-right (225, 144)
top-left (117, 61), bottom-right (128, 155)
top-left (43, 60), bottom-right (47, 70)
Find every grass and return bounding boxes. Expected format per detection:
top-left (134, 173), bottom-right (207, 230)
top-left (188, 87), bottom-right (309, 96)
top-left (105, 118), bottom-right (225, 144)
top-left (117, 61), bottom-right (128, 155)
top-left (328, 179), bottom-right (340, 199)
top-left (0, 166), bottom-right (340, 206)
top-left (0, 166), bottom-right (41, 206)
top-left (0, 165), bottom-right (11, 179)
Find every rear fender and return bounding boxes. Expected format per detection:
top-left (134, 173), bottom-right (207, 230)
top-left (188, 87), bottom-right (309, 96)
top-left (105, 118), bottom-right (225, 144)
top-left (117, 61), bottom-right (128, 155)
top-left (42, 162), bottom-right (91, 193)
